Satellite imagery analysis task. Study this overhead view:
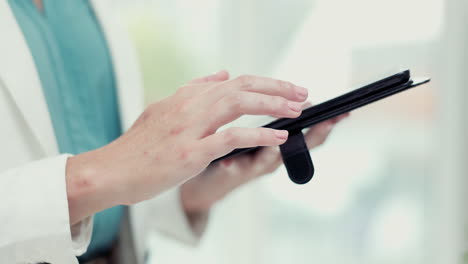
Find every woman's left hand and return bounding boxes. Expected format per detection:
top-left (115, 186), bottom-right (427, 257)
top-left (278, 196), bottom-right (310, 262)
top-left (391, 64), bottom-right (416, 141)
top-left (180, 100), bottom-right (349, 215)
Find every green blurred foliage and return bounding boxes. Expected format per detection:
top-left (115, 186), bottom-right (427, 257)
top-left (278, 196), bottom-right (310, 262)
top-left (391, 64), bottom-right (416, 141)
top-left (126, 13), bottom-right (197, 104)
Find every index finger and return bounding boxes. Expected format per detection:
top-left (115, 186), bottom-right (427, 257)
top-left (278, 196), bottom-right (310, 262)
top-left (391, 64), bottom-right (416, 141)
top-left (189, 70), bottom-right (230, 84)
top-left (222, 75), bottom-right (308, 102)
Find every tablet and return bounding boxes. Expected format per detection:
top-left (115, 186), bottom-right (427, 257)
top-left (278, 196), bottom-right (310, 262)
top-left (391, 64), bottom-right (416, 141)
top-left (214, 70), bottom-right (430, 183)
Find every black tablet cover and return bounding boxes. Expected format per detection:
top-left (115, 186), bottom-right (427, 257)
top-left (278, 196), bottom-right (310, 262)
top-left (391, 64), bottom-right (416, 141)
top-left (214, 70), bottom-right (430, 184)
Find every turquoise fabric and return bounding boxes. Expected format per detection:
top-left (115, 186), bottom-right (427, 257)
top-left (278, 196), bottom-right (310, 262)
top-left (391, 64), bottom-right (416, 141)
top-left (8, 0), bottom-right (124, 261)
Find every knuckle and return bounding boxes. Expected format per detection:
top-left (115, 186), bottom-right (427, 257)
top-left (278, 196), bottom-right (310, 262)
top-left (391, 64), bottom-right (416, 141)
top-left (277, 80), bottom-right (294, 91)
top-left (236, 75), bottom-right (253, 90)
top-left (169, 124), bottom-right (186, 136)
top-left (277, 97), bottom-right (289, 112)
top-left (136, 102), bottom-right (160, 125)
top-left (257, 97), bottom-right (266, 109)
top-left (201, 151), bottom-right (217, 166)
top-left (225, 92), bottom-right (243, 113)
top-left (267, 97), bottom-right (287, 115)
top-left (257, 129), bottom-right (269, 144)
top-left (175, 144), bottom-right (198, 169)
top-left (139, 108), bottom-right (153, 123)
top-left (175, 145), bottom-right (189, 159)
top-left (175, 98), bottom-right (192, 113)
top-left (176, 85), bottom-right (190, 94)
top-left (224, 128), bottom-right (239, 147)
top-left (189, 142), bottom-right (209, 165)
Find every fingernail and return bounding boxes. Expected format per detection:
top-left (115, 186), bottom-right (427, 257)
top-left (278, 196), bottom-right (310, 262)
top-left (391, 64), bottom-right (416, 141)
top-left (296, 86), bottom-right (308, 99)
top-left (288, 101), bottom-right (302, 112)
top-left (275, 130), bottom-right (289, 140)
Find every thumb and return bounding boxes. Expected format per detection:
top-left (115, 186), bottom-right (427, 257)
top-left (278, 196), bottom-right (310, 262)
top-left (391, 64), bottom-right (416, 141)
top-left (302, 101), bottom-right (313, 109)
top-left (189, 70), bottom-right (230, 84)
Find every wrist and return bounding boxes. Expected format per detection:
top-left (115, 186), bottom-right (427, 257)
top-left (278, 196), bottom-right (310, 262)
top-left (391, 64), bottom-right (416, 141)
top-left (66, 150), bottom-right (117, 225)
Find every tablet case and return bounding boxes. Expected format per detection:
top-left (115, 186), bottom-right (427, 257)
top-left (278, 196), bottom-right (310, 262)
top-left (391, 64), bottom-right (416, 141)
top-left (279, 131), bottom-right (314, 184)
top-left (214, 70), bottom-right (430, 184)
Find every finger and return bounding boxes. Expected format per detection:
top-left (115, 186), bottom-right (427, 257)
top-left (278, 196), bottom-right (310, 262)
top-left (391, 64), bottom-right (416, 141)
top-left (176, 71), bottom-right (230, 99)
top-left (189, 70), bottom-right (230, 84)
top-left (304, 121), bottom-right (335, 149)
top-left (223, 147), bottom-right (280, 182)
top-left (302, 101), bottom-right (313, 109)
top-left (202, 92), bottom-right (303, 134)
top-left (199, 127), bottom-right (288, 161)
top-left (252, 146), bottom-right (283, 175)
top-left (330, 112), bottom-right (350, 124)
top-left (304, 112), bottom-right (349, 148)
top-left (220, 75), bottom-right (308, 102)
top-left (222, 146), bottom-right (281, 177)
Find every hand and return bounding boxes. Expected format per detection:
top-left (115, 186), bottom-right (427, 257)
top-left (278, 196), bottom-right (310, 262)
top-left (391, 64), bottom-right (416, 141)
top-left (65, 71), bottom-right (308, 225)
top-left (181, 104), bottom-right (349, 214)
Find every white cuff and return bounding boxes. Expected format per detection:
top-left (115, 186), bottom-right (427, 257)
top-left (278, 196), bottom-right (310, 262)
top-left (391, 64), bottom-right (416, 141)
top-left (0, 155), bottom-right (93, 263)
top-left (132, 188), bottom-right (208, 246)
top-left (71, 215), bottom-right (94, 256)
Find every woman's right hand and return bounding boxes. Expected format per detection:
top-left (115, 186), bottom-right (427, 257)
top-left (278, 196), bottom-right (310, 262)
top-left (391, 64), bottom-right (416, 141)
top-left (65, 71), bottom-right (308, 224)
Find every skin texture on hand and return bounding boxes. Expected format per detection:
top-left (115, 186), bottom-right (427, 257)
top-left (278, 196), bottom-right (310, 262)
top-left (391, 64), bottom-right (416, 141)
top-left (65, 71), bottom-right (309, 225)
top-left (180, 102), bottom-right (349, 215)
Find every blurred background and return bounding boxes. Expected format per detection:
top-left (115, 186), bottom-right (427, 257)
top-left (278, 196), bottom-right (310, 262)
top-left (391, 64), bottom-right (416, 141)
top-left (111, 0), bottom-right (466, 263)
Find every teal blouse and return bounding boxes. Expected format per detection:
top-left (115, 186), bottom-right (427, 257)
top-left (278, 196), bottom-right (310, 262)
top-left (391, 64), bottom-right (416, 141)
top-left (8, 0), bottom-right (124, 261)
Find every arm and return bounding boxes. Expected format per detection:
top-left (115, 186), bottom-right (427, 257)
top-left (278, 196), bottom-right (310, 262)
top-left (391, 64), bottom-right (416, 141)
top-left (1, 71), bottom-right (306, 263)
top-left (64, 71), bottom-right (308, 227)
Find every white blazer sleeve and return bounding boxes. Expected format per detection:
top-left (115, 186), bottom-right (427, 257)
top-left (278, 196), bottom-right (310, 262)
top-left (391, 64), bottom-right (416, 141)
top-left (132, 188), bottom-right (209, 246)
top-left (0, 155), bottom-right (93, 263)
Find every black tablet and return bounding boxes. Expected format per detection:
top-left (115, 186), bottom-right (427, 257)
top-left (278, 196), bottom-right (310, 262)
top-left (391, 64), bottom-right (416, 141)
top-left (214, 70), bottom-right (430, 183)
